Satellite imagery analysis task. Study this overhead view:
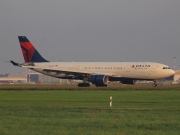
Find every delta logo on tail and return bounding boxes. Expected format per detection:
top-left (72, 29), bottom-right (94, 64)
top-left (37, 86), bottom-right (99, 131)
top-left (18, 36), bottom-right (48, 62)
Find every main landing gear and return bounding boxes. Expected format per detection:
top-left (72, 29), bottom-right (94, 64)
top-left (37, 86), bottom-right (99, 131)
top-left (152, 80), bottom-right (157, 87)
top-left (78, 83), bottom-right (90, 87)
top-left (78, 76), bottom-right (90, 87)
top-left (96, 84), bottom-right (107, 87)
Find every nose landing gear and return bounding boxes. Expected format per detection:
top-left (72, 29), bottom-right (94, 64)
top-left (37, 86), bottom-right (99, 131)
top-left (152, 80), bottom-right (157, 87)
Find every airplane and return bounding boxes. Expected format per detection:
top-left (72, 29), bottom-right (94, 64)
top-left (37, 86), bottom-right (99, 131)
top-left (9, 36), bottom-right (175, 87)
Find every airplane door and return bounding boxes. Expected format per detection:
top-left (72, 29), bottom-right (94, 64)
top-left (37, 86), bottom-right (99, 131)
top-left (125, 65), bottom-right (131, 77)
top-left (125, 65), bottom-right (130, 72)
top-left (147, 65), bottom-right (156, 78)
top-left (151, 65), bottom-right (156, 73)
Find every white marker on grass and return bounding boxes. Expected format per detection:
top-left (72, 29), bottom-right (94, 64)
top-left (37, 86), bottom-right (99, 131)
top-left (110, 96), bottom-right (112, 107)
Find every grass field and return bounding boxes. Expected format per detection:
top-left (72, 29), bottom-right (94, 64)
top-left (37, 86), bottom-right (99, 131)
top-left (0, 85), bottom-right (180, 135)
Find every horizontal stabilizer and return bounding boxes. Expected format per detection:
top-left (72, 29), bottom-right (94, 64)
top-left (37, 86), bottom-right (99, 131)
top-left (10, 60), bottom-right (19, 66)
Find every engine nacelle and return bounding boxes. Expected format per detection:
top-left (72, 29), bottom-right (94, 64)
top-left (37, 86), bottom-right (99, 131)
top-left (90, 75), bottom-right (109, 86)
top-left (120, 79), bottom-right (137, 85)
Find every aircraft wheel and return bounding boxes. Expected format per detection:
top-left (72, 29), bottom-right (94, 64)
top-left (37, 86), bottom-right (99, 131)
top-left (78, 83), bottom-right (90, 87)
top-left (152, 80), bottom-right (157, 87)
top-left (96, 84), bottom-right (107, 87)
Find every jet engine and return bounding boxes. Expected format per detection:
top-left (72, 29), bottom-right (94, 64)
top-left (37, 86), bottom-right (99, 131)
top-left (90, 75), bottom-right (109, 87)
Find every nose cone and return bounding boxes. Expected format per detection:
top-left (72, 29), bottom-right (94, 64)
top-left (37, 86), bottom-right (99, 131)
top-left (168, 69), bottom-right (175, 76)
top-left (160, 69), bottom-right (175, 79)
top-left (170, 70), bottom-right (175, 75)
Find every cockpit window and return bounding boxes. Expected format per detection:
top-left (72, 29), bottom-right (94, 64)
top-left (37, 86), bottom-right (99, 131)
top-left (163, 67), bottom-right (170, 69)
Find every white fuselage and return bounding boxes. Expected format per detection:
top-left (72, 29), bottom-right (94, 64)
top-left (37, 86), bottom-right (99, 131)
top-left (27, 62), bottom-right (175, 80)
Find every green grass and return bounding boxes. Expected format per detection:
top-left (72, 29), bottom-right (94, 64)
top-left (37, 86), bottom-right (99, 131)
top-left (0, 89), bottom-right (180, 135)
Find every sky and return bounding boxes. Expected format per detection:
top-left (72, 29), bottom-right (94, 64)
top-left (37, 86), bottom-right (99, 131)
top-left (0, 0), bottom-right (180, 74)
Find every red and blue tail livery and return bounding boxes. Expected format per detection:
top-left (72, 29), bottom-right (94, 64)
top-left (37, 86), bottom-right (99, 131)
top-left (18, 36), bottom-right (48, 62)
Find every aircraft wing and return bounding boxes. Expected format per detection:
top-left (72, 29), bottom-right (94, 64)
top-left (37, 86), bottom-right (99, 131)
top-left (42, 68), bottom-right (121, 77)
top-left (21, 65), bottom-right (121, 77)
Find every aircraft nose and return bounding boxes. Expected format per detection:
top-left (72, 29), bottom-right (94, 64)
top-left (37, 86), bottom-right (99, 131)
top-left (169, 70), bottom-right (175, 76)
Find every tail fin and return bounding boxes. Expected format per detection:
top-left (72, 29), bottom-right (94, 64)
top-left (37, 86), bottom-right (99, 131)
top-left (18, 36), bottom-right (48, 62)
